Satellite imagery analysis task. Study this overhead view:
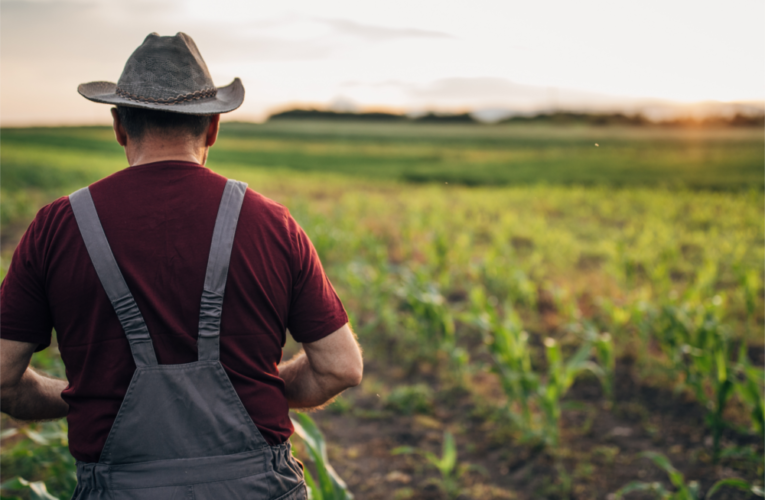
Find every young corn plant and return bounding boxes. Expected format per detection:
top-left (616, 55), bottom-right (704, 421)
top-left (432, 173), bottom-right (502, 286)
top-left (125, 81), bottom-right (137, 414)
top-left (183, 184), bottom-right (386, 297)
top-left (735, 342), bottom-right (765, 439)
top-left (614, 452), bottom-right (764, 499)
top-left (397, 270), bottom-right (468, 378)
top-left (469, 287), bottom-right (537, 438)
top-left (578, 322), bottom-right (615, 402)
top-left (470, 287), bottom-right (605, 446)
top-left (392, 431), bottom-right (463, 499)
top-left (290, 412), bottom-right (353, 500)
top-left (540, 337), bottom-right (604, 446)
top-left (594, 332), bottom-right (615, 401)
top-left (652, 298), bottom-right (737, 461)
top-left (733, 265), bottom-right (761, 333)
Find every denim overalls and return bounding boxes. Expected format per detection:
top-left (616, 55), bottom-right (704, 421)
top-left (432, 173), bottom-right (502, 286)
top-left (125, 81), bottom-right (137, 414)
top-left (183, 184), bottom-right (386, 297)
top-left (68, 180), bottom-right (306, 500)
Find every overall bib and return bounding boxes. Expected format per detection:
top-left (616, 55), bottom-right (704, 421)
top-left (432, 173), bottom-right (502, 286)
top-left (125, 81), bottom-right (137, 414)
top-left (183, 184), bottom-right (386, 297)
top-left (68, 180), bottom-right (306, 500)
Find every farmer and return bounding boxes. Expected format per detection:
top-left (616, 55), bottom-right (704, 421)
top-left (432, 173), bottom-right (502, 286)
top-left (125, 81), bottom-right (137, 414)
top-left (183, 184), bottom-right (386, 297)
top-left (0, 32), bottom-right (362, 498)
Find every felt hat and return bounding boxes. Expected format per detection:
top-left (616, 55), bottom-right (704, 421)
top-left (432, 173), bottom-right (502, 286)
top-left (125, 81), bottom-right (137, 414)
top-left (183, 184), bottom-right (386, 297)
top-left (78, 32), bottom-right (244, 115)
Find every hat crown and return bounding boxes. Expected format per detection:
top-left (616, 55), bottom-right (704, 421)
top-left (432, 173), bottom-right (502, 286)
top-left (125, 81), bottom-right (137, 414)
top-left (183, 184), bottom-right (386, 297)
top-left (116, 33), bottom-right (216, 103)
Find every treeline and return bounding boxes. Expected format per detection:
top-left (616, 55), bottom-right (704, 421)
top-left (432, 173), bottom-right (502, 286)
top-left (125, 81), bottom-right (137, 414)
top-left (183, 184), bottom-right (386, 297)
top-left (508, 111), bottom-right (765, 127)
top-left (268, 108), bottom-right (765, 127)
top-left (268, 109), bottom-right (474, 123)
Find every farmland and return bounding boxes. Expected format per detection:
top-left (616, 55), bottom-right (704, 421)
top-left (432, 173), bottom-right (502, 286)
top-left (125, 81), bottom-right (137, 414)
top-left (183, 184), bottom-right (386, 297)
top-left (1, 121), bottom-right (763, 499)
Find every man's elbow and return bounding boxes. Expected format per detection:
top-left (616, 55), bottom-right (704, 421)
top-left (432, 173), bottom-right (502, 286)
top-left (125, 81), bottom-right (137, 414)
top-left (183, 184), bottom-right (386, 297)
top-left (332, 355), bottom-right (363, 389)
top-left (344, 359), bottom-right (363, 388)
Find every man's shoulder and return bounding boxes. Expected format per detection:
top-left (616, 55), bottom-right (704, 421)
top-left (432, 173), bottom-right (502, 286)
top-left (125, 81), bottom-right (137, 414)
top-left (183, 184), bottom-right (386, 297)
top-left (33, 194), bottom-right (77, 227)
top-left (242, 188), bottom-right (292, 226)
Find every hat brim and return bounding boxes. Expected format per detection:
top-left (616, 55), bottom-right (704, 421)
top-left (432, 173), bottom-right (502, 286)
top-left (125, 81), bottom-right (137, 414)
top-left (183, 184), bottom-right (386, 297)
top-left (78, 78), bottom-right (244, 115)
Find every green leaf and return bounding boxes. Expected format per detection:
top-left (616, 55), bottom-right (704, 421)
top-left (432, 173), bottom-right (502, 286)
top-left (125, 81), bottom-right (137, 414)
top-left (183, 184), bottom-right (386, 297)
top-left (391, 446), bottom-right (415, 455)
top-left (641, 451), bottom-right (675, 473)
top-left (0, 428), bottom-right (18, 440)
top-left (640, 452), bottom-right (687, 491)
top-left (291, 413), bottom-right (353, 500)
top-left (688, 480), bottom-right (701, 500)
top-left (439, 432), bottom-right (457, 477)
top-left (21, 429), bottom-right (50, 446)
top-left (614, 480), bottom-right (670, 499)
top-left (0, 478), bottom-right (59, 500)
top-left (27, 482), bottom-right (59, 500)
top-left (303, 467), bottom-right (322, 500)
top-left (707, 478), bottom-right (760, 498)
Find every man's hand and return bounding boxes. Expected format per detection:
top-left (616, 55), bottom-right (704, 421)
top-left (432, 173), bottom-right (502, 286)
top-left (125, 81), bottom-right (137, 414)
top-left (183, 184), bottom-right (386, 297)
top-left (0, 339), bottom-right (68, 420)
top-left (278, 323), bottom-right (363, 410)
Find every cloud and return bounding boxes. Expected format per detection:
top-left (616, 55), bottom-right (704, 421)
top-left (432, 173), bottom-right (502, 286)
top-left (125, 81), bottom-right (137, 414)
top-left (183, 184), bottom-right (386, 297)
top-left (409, 78), bottom-right (549, 103)
top-left (336, 77), bottom-right (674, 114)
top-left (320, 18), bottom-right (454, 42)
top-left (195, 17), bottom-right (454, 63)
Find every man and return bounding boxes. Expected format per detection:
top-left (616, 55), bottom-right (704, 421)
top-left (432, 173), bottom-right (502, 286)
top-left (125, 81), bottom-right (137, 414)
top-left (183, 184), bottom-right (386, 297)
top-left (0, 32), bottom-right (362, 499)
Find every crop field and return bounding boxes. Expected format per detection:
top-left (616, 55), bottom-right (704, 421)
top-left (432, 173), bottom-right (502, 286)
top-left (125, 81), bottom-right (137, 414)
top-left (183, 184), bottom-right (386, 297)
top-left (1, 121), bottom-right (763, 499)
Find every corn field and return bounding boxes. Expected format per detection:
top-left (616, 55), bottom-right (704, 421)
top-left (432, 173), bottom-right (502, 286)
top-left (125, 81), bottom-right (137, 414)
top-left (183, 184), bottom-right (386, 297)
top-left (1, 123), bottom-right (763, 499)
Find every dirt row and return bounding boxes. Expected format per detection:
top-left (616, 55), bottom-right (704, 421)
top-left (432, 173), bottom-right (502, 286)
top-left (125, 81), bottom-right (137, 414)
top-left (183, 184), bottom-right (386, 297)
top-left (302, 356), bottom-right (763, 500)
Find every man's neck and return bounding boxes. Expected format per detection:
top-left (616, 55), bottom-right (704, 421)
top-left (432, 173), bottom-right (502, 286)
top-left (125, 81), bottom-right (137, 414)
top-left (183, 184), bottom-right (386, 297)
top-left (124, 137), bottom-right (208, 167)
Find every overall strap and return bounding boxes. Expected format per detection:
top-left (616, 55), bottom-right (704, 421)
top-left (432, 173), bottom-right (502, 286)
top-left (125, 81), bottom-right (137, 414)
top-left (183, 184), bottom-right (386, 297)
top-left (69, 188), bottom-right (158, 367)
top-left (198, 180), bottom-right (248, 361)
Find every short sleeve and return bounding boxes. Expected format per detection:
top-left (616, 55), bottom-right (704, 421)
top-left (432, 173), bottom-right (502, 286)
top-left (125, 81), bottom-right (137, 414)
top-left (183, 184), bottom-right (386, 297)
top-left (0, 208), bottom-right (54, 351)
top-left (286, 216), bottom-right (348, 343)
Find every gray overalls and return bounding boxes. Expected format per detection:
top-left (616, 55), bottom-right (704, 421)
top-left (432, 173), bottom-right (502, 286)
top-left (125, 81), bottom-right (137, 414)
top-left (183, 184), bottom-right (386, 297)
top-left (68, 180), bottom-right (306, 500)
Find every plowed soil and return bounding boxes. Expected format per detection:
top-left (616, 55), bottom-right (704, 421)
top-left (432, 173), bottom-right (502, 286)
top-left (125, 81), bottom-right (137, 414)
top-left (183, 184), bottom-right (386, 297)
top-left (298, 354), bottom-right (763, 500)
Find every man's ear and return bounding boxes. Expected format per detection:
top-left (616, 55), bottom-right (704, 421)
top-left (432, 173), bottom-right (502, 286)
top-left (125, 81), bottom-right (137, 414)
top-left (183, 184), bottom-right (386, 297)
top-left (205, 114), bottom-right (221, 147)
top-left (110, 108), bottom-right (128, 147)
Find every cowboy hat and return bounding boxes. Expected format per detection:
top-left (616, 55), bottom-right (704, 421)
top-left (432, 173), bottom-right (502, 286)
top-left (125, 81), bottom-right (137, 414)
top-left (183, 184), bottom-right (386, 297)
top-left (78, 32), bottom-right (244, 115)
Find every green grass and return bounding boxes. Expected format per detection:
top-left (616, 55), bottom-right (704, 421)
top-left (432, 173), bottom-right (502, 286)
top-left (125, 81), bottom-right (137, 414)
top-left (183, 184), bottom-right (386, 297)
top-left (2, 121), bottom-right (762, 191)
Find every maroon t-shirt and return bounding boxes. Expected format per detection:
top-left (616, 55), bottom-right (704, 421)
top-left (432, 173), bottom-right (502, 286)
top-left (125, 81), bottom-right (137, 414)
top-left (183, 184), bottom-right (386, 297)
top-left (0, 161), bottom-right (348, 463)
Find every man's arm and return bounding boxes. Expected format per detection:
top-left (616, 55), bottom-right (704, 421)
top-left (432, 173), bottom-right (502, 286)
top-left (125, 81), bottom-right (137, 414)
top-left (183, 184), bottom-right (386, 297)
top-left (278, 323), bottom-right (363, 410)
top-left (0, 339), bottom-right (68, 420)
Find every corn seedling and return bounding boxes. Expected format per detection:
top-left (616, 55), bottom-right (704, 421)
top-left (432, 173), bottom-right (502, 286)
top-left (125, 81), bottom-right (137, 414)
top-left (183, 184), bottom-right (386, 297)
top-left (735, 342), bottom-right (765, 438)
top-left (470, 287), bottom-right (605, 446)
top-left (290, 412), bottom-right (353, 500)
top-left (385, 384), bottom-right (434, 415)
top-left (393, 431), bottom-right (462, 499)
top-left (614, 452), bottom-right (764, 499)
top-left (733, 265), bottom-right (761, 332)
top-left (469, 287), bottom-right (537, 437)
top-left (578, 322), bottom-right (615, 402)
top-left (540, 337), bottom-right (604, 445)
top-left (652, 298), bottom-right (740, 461)
top-left (397, 270), bottom-right (468, 378)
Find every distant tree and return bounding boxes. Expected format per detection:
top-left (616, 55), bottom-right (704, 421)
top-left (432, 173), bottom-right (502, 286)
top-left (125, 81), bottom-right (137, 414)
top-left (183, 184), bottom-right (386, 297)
top-left (412, 112), bottom-right (476, 123)
top-left (266, 108), bottom-right (763, 127)
top-left (268, 109), bottom-right (405, 121)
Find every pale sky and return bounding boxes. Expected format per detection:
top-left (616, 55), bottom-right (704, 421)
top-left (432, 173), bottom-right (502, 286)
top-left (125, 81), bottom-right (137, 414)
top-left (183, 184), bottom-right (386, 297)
top-left (1, 0), bottom-right (763, 125)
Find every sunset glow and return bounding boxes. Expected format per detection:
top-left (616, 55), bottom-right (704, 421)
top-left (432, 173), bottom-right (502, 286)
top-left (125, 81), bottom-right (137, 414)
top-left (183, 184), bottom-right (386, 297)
top-left (1, 0), bottom-right (763, 125)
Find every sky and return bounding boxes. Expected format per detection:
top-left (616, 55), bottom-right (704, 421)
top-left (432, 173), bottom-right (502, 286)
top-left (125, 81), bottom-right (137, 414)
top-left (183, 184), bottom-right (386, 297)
top-left (1, 0), bottom-right (764, 126)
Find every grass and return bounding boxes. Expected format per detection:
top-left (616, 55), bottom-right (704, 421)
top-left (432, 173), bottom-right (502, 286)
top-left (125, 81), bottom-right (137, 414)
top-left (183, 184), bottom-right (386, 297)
top-left (2, 121), bottom-right (762, 191)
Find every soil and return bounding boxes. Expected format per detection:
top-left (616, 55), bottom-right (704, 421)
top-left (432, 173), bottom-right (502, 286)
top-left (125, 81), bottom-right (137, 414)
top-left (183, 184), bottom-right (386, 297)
top-left (300, 355), bottom-right (764, 500)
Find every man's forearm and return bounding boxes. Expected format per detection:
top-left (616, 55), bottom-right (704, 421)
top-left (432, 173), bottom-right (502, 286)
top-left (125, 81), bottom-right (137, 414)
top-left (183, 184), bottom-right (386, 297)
top-left (1, 367), bottom-right (68, 421)
top-left (278, 351), bottom-right (356, 410)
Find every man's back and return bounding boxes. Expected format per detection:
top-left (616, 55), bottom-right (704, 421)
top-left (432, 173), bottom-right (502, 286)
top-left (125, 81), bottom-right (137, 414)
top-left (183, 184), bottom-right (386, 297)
top-left (1, 33), bottom-right (361, 498)
top-left (0, 160), bottom-right (348, 462)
